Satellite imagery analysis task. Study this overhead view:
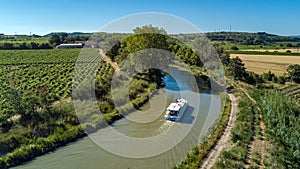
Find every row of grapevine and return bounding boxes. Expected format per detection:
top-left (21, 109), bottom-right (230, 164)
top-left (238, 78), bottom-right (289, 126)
top-left (279, 83), bottom-right (300, 103)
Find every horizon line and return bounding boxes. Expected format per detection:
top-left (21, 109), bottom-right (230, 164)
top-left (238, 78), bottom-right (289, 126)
top-left (1, 30), bottom-right (299, 37)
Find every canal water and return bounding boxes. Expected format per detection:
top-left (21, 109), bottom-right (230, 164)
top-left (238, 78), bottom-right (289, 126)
top-left (15, 67), bottom-right (223, 169)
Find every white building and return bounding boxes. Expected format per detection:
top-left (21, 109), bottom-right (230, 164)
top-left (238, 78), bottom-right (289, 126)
top-left (56, 43), bottom-right (83, 49)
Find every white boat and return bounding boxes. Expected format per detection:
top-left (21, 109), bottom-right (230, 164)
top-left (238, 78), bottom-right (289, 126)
top-left (164, 98), bottom-right (188, 121)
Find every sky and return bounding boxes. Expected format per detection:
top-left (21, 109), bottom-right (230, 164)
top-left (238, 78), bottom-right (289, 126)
top-left (0, 0), bottom-right (299, 36)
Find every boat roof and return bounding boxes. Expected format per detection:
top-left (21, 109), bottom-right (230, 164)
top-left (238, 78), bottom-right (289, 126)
top-left (167, 102), bottom-right (183, 111)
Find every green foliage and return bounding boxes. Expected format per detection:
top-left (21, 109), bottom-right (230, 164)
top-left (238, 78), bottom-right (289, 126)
top-left (231, 46), bottom-right (239, 50)
top-left (106, 25), bottom-right (204, 69)
top-left (213, 43), bottom-right (231, 66)
top-left (119, 27), bottom-right (169, 57)
top-left (0, 42), bottom-right (51, 50)
top-left (133, 25), bottom-right (167, 34)
top-left (245, 71), bottom-right (264, 85)
top-left (49, 34), bottom-right (61, 46)
top-left (250, 90), bottom-right (300, 169)
top-left (262, 71), bottom-right (277, 82)
top-left (287, 64), bottom-right (300, 83)
top-left (230, 130), bottom-right (241, 143)
top-left (228, 56), bottom-right (247, 80)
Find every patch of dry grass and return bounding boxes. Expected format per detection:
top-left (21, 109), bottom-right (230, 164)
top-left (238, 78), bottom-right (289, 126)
top-left (230, 54), bottom-right (300, 75)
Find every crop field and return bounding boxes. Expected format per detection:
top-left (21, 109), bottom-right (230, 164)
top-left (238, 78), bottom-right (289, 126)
top-left (230, 54), bottom-right (300, 75)
top-left (0, 49), bottom-right (81, 64)
top-left (0, 48), bottom-right (115, 100)
top-left (278, 83), bottom-right (300, 103)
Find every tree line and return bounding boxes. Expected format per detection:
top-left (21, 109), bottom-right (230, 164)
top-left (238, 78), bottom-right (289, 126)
top-left (0, 42), bottom-right (52, 50)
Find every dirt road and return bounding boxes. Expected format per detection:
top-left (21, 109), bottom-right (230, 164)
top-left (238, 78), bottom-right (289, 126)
top-left (99, 49), bottom-right (120, 75)
top-left (199, 93), bottom-right (238, 169)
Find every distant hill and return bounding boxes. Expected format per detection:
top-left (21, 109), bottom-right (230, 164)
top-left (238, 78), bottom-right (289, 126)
top-left (44, 32), bottom-right (93, 37)
top-left (290, 35), bottom-right (300, 38)
top-left (171, 32), bottom-right (300, 45)
top-left (205, 32), bottom-right (300, 44)
top-left (42, 31), bottom-right (300, 46)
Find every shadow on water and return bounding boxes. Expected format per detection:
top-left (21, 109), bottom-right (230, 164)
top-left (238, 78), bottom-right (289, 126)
top-left (163, 70), bottom-right (212, 93)
top-left (163, 75), bottom-right (182, 91)
top-left (180, 106), bottom-right (195, 124)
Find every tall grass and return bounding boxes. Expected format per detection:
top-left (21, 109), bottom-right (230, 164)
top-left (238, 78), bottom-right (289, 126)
top-left (250, 90), bottom-right (300, 168)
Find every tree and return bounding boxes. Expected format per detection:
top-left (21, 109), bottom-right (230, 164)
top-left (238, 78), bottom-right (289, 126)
top-left (133, 24), bottom-right (167, 34)
top-left (60, 33), bottom-right (69, 43)
top-left (231, 46), bottom-right (239, 50)
top-left (245, 72), bottom-right (264, 85)
top-left (39, 43), bottom-right (51, 49)
top-left (286, 43), bottom-right (293, 47)
top-left (287, 64), bottom-right (300, 83)
top-left (17, 43), bottom-right (28, 49)
top-left (49, 34), bottom-right (61, 46)
top-left (262, 71), bottom-right (276, 82)
top-left (121, 26), bottom-right (169, 54)
top-left (228, 56), bottom-right (247, 80)
top-left (220, 51), bottom-right (230, 66)
top-left (29, 42), bottom-right (39, 49)
top-left (2, 42), bottom-right (13, 49)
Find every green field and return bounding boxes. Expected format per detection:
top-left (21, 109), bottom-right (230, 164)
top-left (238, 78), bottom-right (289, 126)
top-left (0, 49), bottom-right (80, 64)
top-left (0, 36), bottom-right (49, 44)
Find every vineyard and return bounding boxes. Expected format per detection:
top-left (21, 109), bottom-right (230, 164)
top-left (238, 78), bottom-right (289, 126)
top-left (0, 49), bottom-right (80, 64)
top-left (0, 49), bottom-right (119, 168)
top-left (0, 48), bottom-right (115, 101)
top-left (278, 83), bottom-right (300, 103)
top-left (250, 90), bottom-right (300, 168)
top-left (213, 96), bottom-right (257, 169)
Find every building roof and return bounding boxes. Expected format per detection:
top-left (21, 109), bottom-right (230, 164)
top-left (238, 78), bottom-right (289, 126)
top-left (56, 43), bottom-right (83, 48)
top-left (58, 44), bottom-right (82, 46)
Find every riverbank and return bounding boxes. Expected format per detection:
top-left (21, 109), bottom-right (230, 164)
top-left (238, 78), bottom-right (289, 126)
top-left (0, 125), bottom-right (86, 169)
top-left (174, 93), bottom-right (233, 169)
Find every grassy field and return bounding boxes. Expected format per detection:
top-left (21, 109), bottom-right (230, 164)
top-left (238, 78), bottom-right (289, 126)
top-left (230, 54), bottom-right (300, 75)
